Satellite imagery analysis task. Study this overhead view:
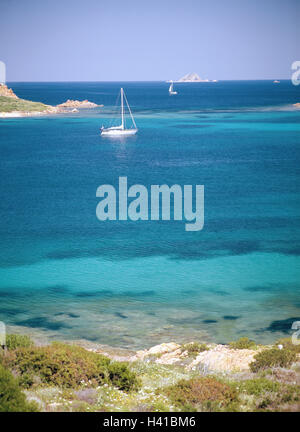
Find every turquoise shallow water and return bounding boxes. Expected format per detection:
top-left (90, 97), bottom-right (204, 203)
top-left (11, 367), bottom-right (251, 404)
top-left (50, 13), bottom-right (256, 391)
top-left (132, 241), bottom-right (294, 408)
top-left (0, 81), bottom-right (300, 349)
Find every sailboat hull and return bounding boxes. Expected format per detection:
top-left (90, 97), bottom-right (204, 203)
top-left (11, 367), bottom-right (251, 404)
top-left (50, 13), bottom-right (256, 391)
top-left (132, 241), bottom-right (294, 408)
top-left (100, 88), bottom-right (138, 136)
top-left (101, 128), bottom-right (138, 136)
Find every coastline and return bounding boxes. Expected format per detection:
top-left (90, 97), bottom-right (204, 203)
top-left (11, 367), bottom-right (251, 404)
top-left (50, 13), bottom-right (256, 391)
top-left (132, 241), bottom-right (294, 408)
top-left (1, 103), bottom-right (299, 118)
top-left (5, 321), bottom-right (296, 357)
top-left (1, 330), bottom-right (299, 412)
top-left (0, 84), bottom-right (102, 117)
top-left (0, 107), bottom-right (64, 118)
top-left (4, 326), bottom-right (300, 378)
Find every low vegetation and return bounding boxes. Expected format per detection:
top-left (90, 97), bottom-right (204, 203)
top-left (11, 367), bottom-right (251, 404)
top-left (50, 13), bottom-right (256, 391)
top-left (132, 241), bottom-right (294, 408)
top-left (229, 337), bottom-right (257, 350)
top-left (238, 378), bottom-right (300, 411)
top-left (250, 347), bottom-right (297, 372)
top-left (5, 334), bottom-right (33, 350)
top-left (0, 96), bottom-right (50, 113)
top-left (182, 342), bottom-right (209, 357)
top-left (276, 337), bottom-right (300, 354)
top-left (161, 377), bottom-right (237, 411)
top-left (2, 341), bottom-right (140, 392)
top-left (0, 364), bottom-right (39, 412)
top-left (0, 334), bottom-right (299, 412)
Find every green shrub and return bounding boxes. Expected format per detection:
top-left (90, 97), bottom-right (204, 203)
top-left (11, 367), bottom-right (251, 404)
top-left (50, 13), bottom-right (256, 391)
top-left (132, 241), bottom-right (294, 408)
top-left (182, 342), bottom-right (209, 357)
top-left (250, 348), bottom-right (297, 372)
top-left (239, 378), bottom-right (280, 396)
top-left (107, 362), bottom-right (141, 392)
top-left (276, 337), bottom-right (300, 355)
top-left (4, 343), bottom-right (106, 388)
top-left (162, 377), bottom-right (237, 411)
top-left (0, 364), bottom-right (39, 412)
top-left (18, 372), bottom-right (38, 389)
top-left (3, 342), bottom-right (139, 392)
top-left (6, 334), bottom-right (33, 350)
top-left (229, 337), bottom-right (256, 350)
top-left (239, 378), bottom-right (300, 411)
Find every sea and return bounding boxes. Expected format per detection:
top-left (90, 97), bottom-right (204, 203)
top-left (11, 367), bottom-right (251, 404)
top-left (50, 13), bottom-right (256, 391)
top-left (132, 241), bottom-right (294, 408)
top-left (0, 80), bottom-right (299, 349)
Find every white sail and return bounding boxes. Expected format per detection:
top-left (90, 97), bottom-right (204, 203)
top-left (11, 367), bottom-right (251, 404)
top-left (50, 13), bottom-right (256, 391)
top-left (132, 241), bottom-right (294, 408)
top-left (169, 81), bottom-right (177, 95)
top-left (101, 88), bottom-right (138, 136)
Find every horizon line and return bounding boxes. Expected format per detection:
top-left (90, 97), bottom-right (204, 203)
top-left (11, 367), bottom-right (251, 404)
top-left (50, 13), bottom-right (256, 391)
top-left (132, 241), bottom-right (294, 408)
top-left (5, 78), bottom-right (292, 83)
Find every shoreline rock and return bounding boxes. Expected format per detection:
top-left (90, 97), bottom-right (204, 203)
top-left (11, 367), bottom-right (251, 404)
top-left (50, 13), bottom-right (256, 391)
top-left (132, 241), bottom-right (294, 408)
top-left (0, 83), bottom-right (19, 99)
top-left (129, 342), bottom-right (260, 371)
top-left (187, 345), bottom-right (259, 372)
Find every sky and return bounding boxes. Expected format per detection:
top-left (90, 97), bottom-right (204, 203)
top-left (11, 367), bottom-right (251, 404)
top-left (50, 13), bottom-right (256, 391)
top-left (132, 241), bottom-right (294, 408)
top-left (0, 0), bottom-right (299, 81)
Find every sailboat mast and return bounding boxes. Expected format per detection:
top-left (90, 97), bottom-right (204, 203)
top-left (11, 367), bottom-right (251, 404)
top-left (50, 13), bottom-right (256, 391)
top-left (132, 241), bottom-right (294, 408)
top-left (121, 88), bottom-right (124, 129)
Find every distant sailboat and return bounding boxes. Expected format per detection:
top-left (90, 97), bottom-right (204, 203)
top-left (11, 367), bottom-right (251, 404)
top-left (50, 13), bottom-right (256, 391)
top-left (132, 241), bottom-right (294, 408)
top-left (101, 88), bottom-right (137, 136)
top-left (169, 81), bottom-right (177, 95)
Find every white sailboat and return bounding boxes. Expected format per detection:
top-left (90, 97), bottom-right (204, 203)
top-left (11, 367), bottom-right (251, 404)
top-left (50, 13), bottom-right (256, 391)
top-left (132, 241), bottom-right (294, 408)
top-left (101, 88), bottom-right (137, 136)
top-left (169, 81), bottom-right (177, 95)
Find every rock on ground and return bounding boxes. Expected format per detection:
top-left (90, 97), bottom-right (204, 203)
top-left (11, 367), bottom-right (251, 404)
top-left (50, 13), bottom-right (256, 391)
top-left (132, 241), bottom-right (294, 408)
top-left (188, 345), bottom-right (258, 372)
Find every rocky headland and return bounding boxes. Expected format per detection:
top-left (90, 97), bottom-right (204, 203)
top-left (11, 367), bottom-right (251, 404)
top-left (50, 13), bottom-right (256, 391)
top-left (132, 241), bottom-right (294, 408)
top-left (0, 84), bottom-right (19, 99)
top-left (0, 84), bottom-right (101, 117)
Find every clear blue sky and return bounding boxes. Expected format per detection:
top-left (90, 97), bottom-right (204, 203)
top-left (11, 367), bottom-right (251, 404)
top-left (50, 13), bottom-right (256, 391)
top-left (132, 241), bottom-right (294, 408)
top-left (1, 0), bottom-right (299, 81)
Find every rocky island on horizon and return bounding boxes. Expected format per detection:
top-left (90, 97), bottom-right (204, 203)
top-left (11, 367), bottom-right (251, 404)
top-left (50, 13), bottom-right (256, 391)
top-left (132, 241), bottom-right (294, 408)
top-left (170, 72), bottom-right (218, 83)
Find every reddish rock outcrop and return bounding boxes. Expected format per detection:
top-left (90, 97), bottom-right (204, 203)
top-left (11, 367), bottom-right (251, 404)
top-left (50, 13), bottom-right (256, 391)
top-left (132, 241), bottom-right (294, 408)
top-left (57, 99), bottom-right (100, 108)
top-left (0, 84), bottom-right (19, 99)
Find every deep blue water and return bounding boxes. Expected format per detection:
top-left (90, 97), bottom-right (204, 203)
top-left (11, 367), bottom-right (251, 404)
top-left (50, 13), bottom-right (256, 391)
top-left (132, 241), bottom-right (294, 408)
top-left (0, 81), bottom-right (300, 349)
